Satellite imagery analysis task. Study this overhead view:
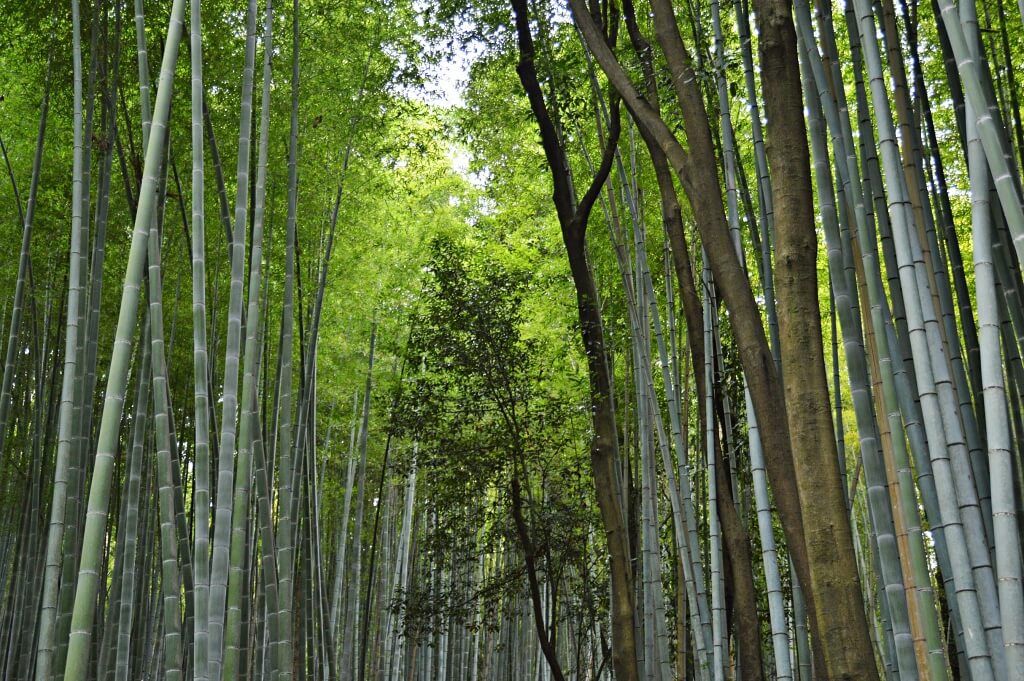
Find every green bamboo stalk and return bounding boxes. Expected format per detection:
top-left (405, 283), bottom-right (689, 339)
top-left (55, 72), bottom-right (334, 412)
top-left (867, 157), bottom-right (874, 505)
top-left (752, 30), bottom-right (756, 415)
top-left (114, 319), bottom-right (150, 681)
top-left (133, 454), bottom-right (159, 681)
top-left (971, 29), bottom-right (1024, 678)
top-left (61, 1), bottom-right (186, 677)
top-left (62, 21), bottom-right (99, 597)
top-left (189, 0), bottom-right (212, 677)
top-left (701, 263), bottom-right (724, 681)
top-left (73, 0), bottom-right (105, 523)
top-left (251, 417), bottom-right (284, 681)
top-left (148, 171), bottom-right (183, 681)
top-left (33, 0), bottom-right (90, 675)
top-left (275, 2), bottom-right (301, 676)
top-left (133, 0), bottom-right (151, 147)
top-left (223, 1), bottom-right (273, 676)
top-left (208, 0), bottom-right (259, 674)
top-left (911, 37), bottom-right (983, 417)
top-left (308, 439), bottom-right (333, 680)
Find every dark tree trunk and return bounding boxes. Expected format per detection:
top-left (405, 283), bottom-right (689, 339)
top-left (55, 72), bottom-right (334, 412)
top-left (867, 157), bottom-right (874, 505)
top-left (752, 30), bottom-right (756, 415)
top-left (510, 474), bottom-right (566, 681)
top-left (510, 2), bottom-right (639, 680)
top-left (750, 0), bottom-right (879, 676)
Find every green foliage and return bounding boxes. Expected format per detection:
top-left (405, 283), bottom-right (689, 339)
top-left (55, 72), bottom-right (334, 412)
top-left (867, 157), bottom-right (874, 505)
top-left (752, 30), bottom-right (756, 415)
top-left (389, 234), bottom-right (601, 639)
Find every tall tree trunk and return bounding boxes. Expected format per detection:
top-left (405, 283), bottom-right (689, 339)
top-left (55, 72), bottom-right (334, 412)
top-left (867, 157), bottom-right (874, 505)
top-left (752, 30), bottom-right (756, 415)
top-left (509, 2), bottom-right (638, 680)
top-left (751, 0), bottom-right (879, 676)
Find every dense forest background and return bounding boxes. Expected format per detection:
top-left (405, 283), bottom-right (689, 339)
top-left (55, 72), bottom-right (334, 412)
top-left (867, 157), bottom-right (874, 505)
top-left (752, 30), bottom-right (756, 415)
top-left (0, 0), bottom-right (1022, 679)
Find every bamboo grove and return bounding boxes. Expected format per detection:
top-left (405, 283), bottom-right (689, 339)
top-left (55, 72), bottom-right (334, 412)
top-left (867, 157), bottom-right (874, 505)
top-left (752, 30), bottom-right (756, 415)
top-left (0, 0), bottom-right (1023, 679)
